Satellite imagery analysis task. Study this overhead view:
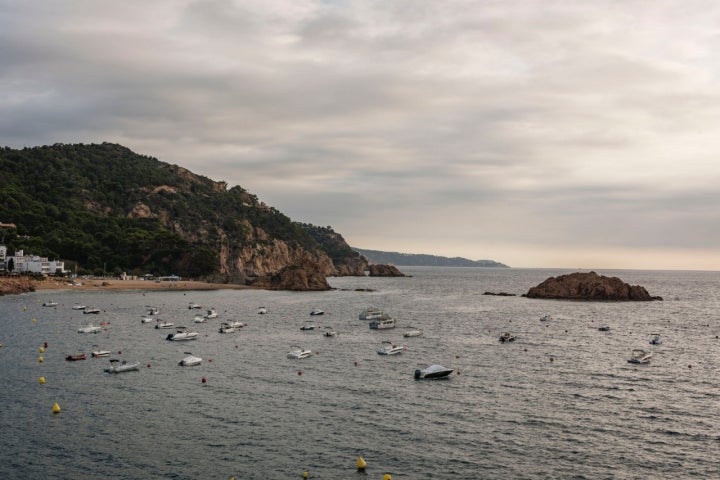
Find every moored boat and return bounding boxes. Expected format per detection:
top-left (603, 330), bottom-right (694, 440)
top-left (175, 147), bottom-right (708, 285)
top-left (414, 364), bottom-right (454, 379)
top-left (628, 349), bottom-right (652, 364)
top-left (377, 341), bottom-right (405, 355)
top-left (287, 346), bottom-right (313, 359)
top-left (83, 307), bottom-right (101, 314)
top-left (499, 332), bottom-right (516, 343)
top-left (66, 352), bottom-right (87, 361)
top-left (72, 304), bottom-right (87, 310)
top-left (369, 314), bottom-right (395, 330)
top-left (649, 333), bottom-right (662, 345)
top-left (179, 353), bottom-right (202, 366)
top-left (42, 301), bottom-right (58, 307)
top-left (166, 327), bottom-right (198, 341)
top-left (78, 324), bottom-right (102, 334)
top-left (218, 322), bottom-right (236, 333)
top-left (155, 319), bottom-right (174, 329)
top-left (310, 307), bottom-right (325, 316)
top-left (257, 306), bottom-right (267, 315)
top-left (403, 327), bottom-right (423, 338)
top-left (91, 345), bottom-right (111, 357)
top-left (359, 307), bottom-right (384, 321)
top-left (104, 359), bottom-right (141, 373)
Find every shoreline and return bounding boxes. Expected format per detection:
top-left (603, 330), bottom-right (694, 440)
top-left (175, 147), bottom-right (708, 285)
top-left (32, 278), bottom-right (254, 293)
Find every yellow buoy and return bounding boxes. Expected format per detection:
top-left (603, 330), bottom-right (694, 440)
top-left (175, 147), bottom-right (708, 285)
top-left (383, 474), bottom-right (392, 480)
top-left (39, 377), bottom-right (46, 384)
top-left (302, 471), bottom-right (309, 479)
top-left (39, 346), bottom-right (45, 353)
top-left (356, 456), bottom-right (367, 470)
top-left (32, 318), bottom-right (37, 323)
top-left (52, 402), bottom-right (60, 414)
top-left (38, 356), bottom-right (44, 363)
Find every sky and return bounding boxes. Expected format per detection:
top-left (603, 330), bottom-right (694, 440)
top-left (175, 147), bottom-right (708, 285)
top-left (2, 1), bottom-right (720, 270)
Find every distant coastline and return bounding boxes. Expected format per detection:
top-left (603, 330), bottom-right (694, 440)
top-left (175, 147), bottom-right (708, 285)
top-left (353, 248), bottom-right (509, 268)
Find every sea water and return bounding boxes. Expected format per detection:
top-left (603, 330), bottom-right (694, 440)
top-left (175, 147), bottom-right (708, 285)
top-left (1, 267), bottom-right (719, 479)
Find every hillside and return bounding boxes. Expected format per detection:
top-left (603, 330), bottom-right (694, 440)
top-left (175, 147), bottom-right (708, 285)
top-left (353, 248), bottom-right (509, 268)
top-left (0, 143), bottom-right (367, 286)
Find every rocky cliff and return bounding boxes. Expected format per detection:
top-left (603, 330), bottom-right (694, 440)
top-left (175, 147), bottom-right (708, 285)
top-left (524, 271), bottom-right (662, 301)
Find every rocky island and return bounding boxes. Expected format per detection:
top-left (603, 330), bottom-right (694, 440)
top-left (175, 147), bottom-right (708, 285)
top-left (524, 271), bottom-right (662, 301)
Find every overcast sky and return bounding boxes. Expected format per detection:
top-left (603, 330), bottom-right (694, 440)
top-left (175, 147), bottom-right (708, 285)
top-left (2, 1), bottom-right (720, 270)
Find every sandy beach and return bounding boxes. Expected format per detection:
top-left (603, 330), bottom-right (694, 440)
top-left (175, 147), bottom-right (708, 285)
top-left (31, 278), bottom-right (253, 292)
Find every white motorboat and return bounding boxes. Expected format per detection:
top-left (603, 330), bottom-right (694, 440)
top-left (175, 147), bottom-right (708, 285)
top-left (403, 328), bottom-right (423, 338)
top-left (204, 309), bottom-right (218, 319)
top-left (188, 303), bottom-right (202, 310)
top-left (310, 307), bottom-right (324, 316)
top-left (193, 315), bottom-right (207, 323)
top-left (287, 346), bottom-right (312, 359)
top-left (83, 307), bottom-right (101, 314)
top-left (140, 316), bottom-right (154, 323)
top-left (226, 320), bottom-right (245, 328)
top-left (72, 304), bottom-right (87, 310)
top-left (179, 353), bottom-right (202, 366)
top-left (155, 320), bottom-right (175, 329)
top-left (218, 322), bottom-right (236, 333)
top-left (499, 332), bottom-right (516, 343)
top-left (649, 333), bottom-right (663, 345)
top-left (414, 364), bottom-right (454, 380)
top-left (105, 359), bottom-right (141, 373)
top-left (257, 306), bottom-right (267, 315)
top-left (377, 341), bottom-right (405, 355)
top-left (166, 327), bottom-right (198, 341)
top-left (78, 324), bottom-right (102, 334)
top-left (42, 301), bottom-right (58, 307)
top-left (359, 307), bottom-right (384, 321)
top-left (300, 325), bottom-right (316, 331)
top-left (91, 346), bottom-right (111, 357)
top-left (369, 314), bottom-right (395, 330)
top-left (628, 349), bottom-right (653, 364)
top-left (323, 327), bottom-right (337, 337)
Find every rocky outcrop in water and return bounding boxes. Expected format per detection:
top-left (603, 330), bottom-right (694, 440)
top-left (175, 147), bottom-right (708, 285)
top-left (524, 271), bottom-right (662, 301)
top-left (367, 264), bottom-right (406, 277)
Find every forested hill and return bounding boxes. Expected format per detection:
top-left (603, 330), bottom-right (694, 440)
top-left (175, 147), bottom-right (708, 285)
top-left (353, 248), bottom-right (509, 268)
top-left (0, 143), bottom-right (365, 281)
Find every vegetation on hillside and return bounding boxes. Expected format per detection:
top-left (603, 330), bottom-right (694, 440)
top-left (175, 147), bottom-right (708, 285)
top-left (0, 143), bottom-right (322, 277)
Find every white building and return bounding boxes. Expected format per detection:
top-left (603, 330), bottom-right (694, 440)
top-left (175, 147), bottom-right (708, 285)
top-left (0, 245), bottom-right (6, 272)
top-left (2, 248), bottom-right (66, 275)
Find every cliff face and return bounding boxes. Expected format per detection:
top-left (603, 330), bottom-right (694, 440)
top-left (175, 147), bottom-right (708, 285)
top-left (525, 272), bottom-right (662, 301)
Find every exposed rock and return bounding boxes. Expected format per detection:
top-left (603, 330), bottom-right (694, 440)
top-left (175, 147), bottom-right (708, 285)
top-left (249, 265), bottom-right (331, 291)
top-left (483, 291), bottom-right (517, 296)
top-left (524, 271), bottom-right (662, 301)
top-left (367, 264), bottom-right (406, 277)
top-left (0, 277), bottom-right (36, 295)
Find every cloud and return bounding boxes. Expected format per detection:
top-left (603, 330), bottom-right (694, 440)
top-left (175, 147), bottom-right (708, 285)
top-left (2, 0), bottom-right (720, 268)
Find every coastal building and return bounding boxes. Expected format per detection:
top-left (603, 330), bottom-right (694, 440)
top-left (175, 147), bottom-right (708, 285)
top-left (0, 247), bottom-right (66, 275)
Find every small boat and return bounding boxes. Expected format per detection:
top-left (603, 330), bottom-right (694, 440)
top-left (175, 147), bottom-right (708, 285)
top-left (218, 322), bottom-right (236, 333)
top-left (257, 306), bottom-right (267, 315)
top-left (78, 324), bottom-right (102, 334)
top-left (166, 327), bottom-right (198, 341)
top-left (403, 327), bottom-right (423, 338)
top-left (179, 353), bottom-right (202, 366)
top-left (155, 320), bottom-right (175, 329)
top-left (323, 326), bottom-right (337, 337)
top-left (65, 352), bottom-right (86, 361)
top-left (145, 306), bottom-right (160, 316)
top-left (499, 332), bottom-right (516, 343)
top-left (369, 314), bottom-right (395, 330)
top-left (42, 301), bottom-right (58, 307)
top-left (140, 316), bottom-right (154, 324)
top-left (377, 341), bottom-right (405, 355)
top-left (628, 349), bottom-right (653, 364)
top-left (91, 346), bottom-right (111, 357)
top-left (193, 315), bottom-right (206, 323)
top-left (105, 359), bottom-right (141, 373)
top-left (188, 303), bottom-right (202, 310)
top-left (72, 304), bottom-right (87, 310)
top-left (649, 333), bottom-right (663, 345)
top-left (226, 320), bottom-right (245, 328)
top-left (83, 307), bottom-right (101, 314)
top-left (287, 346), bottom-right (312, 359)
top-left (310, 307), bottom-right (324, 316)
top-left (598, 326), bottom-right (611, 332)
top-left (204, 309), bottom-right (218, 319)
top-left (540, 314), bottom-right (553, 322)
top-left (359, 307), bottom-right (385, 321)
top-left (300, 325), bottom-right (316, 331)
top-left (414, 364), bottom-right (454, 380)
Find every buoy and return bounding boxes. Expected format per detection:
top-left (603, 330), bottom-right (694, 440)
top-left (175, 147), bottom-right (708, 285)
top-left (147, 364), bottom-right (152, 368)
top-left (383, 474), bottom-right (392, 480)
top-left (52, 402), bottom-right (60, 414)
top-left (297, 370), bottom-right (303, 376)
top-left (38, 356), bottom-right (44, 363)
top-left (32, 318), bottom-right (37, 323)
top-left (39, 347), bottom-right (45, 353)
top-left (44, 342), bottom-right (48, 348)
top-left (201, 377), bottom-right (207, 384)
top-left (550, 357), bottom-right (554, 362)
top-left (356, 456), bottom-right (367, 471)
top-left (39, 376), bottom-right (46, 384)
top-left (688, 364), bottom-right (692, 369)
top-left (302, 471), bottom-right (309, 479)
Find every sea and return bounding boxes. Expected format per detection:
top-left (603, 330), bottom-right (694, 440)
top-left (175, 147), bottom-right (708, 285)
top-left (1, 267), bottom-right (719, 480)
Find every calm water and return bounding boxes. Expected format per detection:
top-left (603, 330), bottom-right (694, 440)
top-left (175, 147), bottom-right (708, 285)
top-left (1, 267), bottom-right (719, 479)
